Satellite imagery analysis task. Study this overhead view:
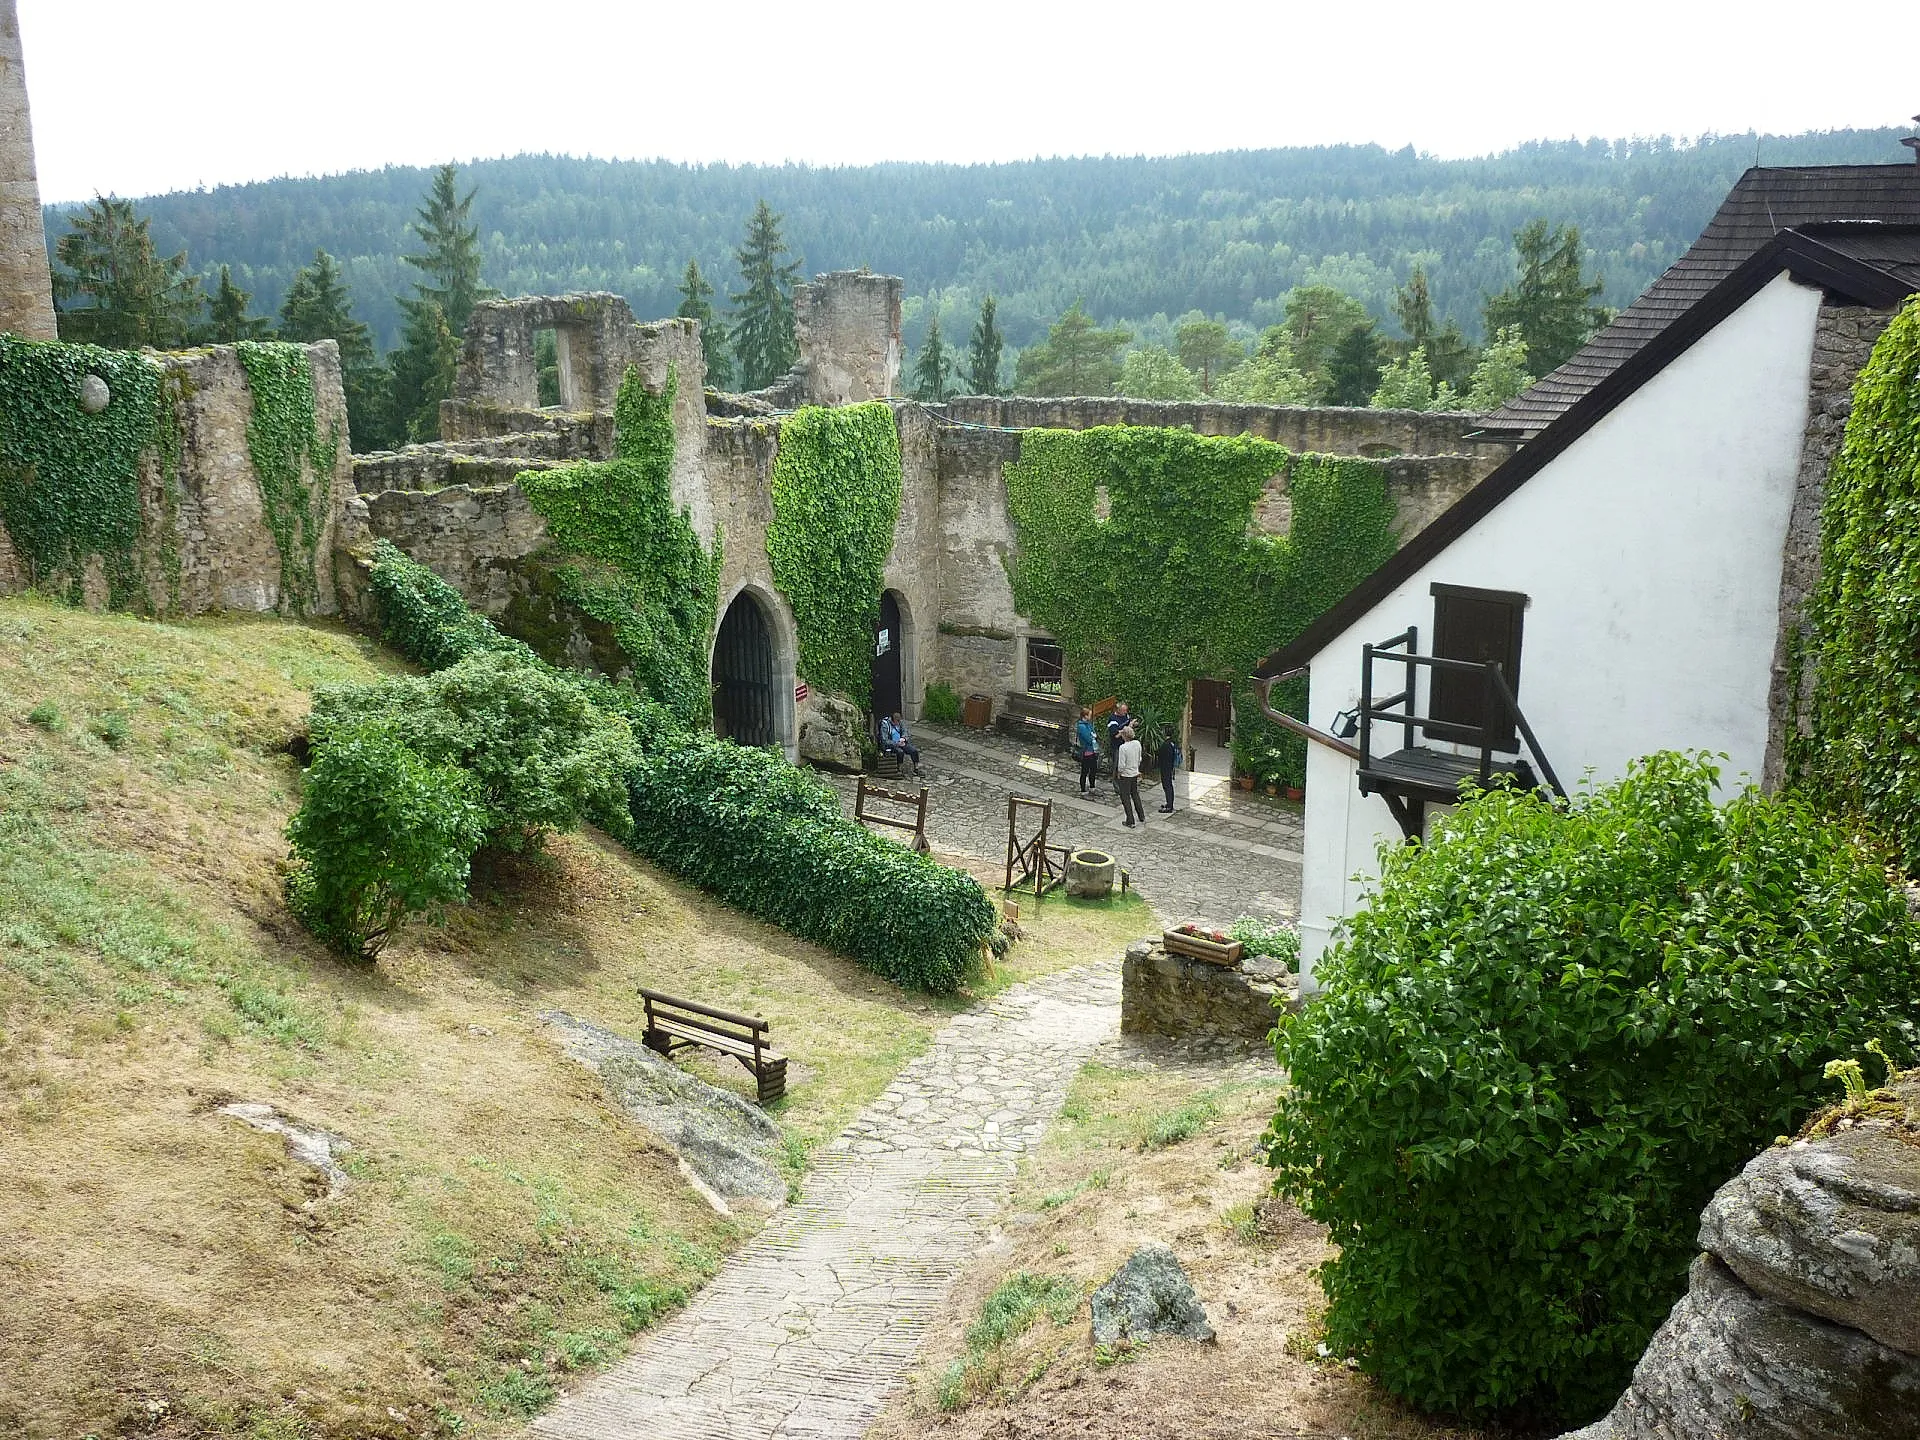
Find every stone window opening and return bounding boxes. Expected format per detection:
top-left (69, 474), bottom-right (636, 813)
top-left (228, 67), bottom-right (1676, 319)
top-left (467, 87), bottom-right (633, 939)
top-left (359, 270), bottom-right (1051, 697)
top-left (534, 328), bottom-right (563, 408)
top-left (1026, 638), bottom-right (1065, 696)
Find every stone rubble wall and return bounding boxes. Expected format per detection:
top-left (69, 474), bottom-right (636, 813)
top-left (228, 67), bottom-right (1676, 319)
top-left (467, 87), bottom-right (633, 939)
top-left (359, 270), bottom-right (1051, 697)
top-left (1560, 1071), bottom-right (1920, 1440)
top-left (731, 270), bottom-right (904, 412)
top-left (0, 340), bottom-right (355, 616)
top-left (0, 0), bottom-right (54, 341)
top-left (1121, 938), bottom-right (1300, 1043)
top-left (1761, 302), bottom-right (1892, 791)
top-left (943, 394), bottom-right (1517, 476)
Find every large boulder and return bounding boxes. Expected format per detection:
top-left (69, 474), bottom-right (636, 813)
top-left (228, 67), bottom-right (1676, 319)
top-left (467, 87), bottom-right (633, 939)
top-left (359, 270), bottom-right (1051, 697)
top-left (1560, 1072), bottom-right (1920, 1440)
top-left (1700, 1078), bottom-right (1920, 1356)
top-left (1571, 1255), bottom-right (1920, 1440)
top-left (1090, 1243), bottom-right (1215, 1347)
top-left (542, 1010), bottom-right (786, 1213)
top-left (796, 693), bottom-right (864, 772)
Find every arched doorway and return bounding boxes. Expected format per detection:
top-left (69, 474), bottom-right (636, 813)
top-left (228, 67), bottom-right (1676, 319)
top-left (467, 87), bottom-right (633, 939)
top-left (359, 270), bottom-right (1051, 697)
top-left (713, 591), bottom-right (776, 747)
top-left (872, 590), bottom-right (904, 727)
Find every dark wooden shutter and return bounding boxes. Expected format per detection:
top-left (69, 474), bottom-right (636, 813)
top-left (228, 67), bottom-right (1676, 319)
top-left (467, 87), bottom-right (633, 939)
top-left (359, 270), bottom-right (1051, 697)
top-left (1428, 583), bottom-right (1525, 750)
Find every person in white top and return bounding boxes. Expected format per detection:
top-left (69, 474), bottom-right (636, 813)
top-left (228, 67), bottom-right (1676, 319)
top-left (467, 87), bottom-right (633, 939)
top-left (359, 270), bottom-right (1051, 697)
top-left (1114, 726), bottom-right (1146, 827)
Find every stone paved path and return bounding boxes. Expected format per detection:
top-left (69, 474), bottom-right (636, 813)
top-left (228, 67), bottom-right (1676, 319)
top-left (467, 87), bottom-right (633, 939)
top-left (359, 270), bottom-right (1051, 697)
top-left (528, 963), bottom-right (1122, 1440)
top-left (829, 726), bottom-right (1303, 926)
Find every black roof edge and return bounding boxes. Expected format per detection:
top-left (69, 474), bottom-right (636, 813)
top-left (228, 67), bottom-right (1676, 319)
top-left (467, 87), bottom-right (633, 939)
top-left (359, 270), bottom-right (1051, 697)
top-left (1253, 228), bottom-right (1920, 680)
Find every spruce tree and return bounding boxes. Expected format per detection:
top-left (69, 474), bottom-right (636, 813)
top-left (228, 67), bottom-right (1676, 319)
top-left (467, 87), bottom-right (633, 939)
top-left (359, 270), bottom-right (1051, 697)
top-left (966, 295), bottom-right (1003, 395)
top-left (1392, 267), bottom-right (1438, 349)
top-left (279, 249), bottom-right (392, 450)
top-left (729, 200), bottom-right (800, 390)
top-left (402, 163), bottom-right (495, 338)
top-left (912, 312), bottom-right (954, 401)
top-left (1013, 301), bottom-right (1131, 395)
top-left (1483, 219), bottom-right (1611, 376)
top-left (1326, 322), bottom-right (1383, 406)
top-left (199, 264), bottom-right (271, 343)
top-left (51, 195), bottom-right (204, 348)
top-left (387, 298), bottom-right (460, 443)
top-left (677, 258), bottom-right (733, 389)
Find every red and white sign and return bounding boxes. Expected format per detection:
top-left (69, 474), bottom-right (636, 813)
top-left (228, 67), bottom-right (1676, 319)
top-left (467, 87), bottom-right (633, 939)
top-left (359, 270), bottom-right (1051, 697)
top-left (795, 681), bottom-right (810, 702)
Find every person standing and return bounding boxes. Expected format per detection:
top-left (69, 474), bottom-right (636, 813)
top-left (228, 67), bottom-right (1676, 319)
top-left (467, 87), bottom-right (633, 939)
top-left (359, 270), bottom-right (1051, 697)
top-left (1074, 707), bottom-right (1101, 795)
top-left (1115, 725), bottom-right (1146, 827)
top-left (1156, 732), bottom-right (1180, 813)
top-left (1106, 701), bottom-right (1132, 763)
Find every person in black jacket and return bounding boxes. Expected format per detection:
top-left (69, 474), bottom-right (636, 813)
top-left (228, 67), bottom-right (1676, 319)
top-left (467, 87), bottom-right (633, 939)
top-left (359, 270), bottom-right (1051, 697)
top-left (1156, 733), bottom-right (1180, 812)
top-left (1106, 702), bottom-right (1132, 762)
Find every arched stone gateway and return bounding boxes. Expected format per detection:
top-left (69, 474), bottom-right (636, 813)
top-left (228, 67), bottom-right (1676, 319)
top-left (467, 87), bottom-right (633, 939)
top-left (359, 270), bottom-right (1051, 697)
top-left (711, 584), bottom-right (797, 758)
top-left (872, 590), bottom-right (905, 727)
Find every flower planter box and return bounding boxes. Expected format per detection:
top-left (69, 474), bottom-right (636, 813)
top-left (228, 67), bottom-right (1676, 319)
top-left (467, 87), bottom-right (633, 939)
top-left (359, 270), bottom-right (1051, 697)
top-left (1163, 927), bottom-right (1244, 966)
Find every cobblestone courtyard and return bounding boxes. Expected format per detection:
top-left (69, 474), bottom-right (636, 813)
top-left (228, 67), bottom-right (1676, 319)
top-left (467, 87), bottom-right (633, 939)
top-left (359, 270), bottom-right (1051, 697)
top-left (826, 725), bottom-right (1304, 927)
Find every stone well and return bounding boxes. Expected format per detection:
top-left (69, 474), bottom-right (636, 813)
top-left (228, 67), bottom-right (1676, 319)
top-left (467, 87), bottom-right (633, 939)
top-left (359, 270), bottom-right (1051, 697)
top-left (1121, 937), bottom-right (1299, 1044)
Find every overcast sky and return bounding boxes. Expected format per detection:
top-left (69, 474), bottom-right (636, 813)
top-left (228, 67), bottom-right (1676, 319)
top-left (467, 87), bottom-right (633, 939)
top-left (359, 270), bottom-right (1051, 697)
top-left (19, 0), bottom-right (1917, 203)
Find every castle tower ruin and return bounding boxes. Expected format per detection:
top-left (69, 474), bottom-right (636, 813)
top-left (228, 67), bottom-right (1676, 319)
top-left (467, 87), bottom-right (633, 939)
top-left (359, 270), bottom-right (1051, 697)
top-left (0, 0), bottom-right (56, 339)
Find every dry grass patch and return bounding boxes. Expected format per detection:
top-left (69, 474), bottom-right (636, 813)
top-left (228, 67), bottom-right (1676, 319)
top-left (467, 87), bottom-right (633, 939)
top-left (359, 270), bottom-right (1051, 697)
top-left (870, 1055), bottom-right (1497, 1440)
top-left (0, 596), bottom-right (1131, 1439)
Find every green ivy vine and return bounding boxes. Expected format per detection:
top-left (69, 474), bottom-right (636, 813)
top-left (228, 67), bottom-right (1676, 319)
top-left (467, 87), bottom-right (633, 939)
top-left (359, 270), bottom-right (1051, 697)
top-left (766, 401), bottom-right (903, 706)
top-left (516, 363), bottom-right (722, 728)
top-left (1797, 294), bottom-right (1920, 868)
top-left (236, 341), bottom-right (339, 616)
top-left (1001, 429), bottom-right (1396, 788)
top-left (0, 336), bottom-right (162, 608)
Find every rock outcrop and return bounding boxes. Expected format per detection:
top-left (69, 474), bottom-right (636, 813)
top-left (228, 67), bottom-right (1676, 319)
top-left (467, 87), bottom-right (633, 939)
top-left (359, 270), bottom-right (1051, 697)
top-left (541, 1009), bottom-right (787, 1215)
top-left (1563, 1071), bottom-right (1920, 1440)
top-left (796, 693), bottom-right (865, 773)
top-left (1090, 1243), bottom-right (1215, 1347)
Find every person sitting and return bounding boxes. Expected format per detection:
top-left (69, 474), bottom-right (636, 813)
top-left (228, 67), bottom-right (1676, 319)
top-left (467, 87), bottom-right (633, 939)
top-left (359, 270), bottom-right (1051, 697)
top-left (881, 711), bottom-right (922, 774)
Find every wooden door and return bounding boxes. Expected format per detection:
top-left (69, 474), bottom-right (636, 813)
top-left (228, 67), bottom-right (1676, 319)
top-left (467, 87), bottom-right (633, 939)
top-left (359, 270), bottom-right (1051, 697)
top-left (1191, 678), bottom-right (1233, 741)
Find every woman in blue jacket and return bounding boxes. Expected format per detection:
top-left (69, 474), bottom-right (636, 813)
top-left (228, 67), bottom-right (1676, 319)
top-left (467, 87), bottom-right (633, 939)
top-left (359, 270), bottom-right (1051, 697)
top-left (1074, 707), bottom-right (1100, 794)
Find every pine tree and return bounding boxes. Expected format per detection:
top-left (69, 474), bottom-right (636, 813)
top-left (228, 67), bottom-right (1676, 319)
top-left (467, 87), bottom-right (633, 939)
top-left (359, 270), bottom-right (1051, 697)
top-left (198, 264), bottom-right (271, 343)
top-left (1326, 322), bottom-right (1383, 406)
top-left (280, 249), bottom-right (391, 450)
top-left (729, 200), bottom-right (800, 390)
top-left (1174, 316), bottom-right (1241, 394)
top-left (402, 163), bottom-right (495, 338)
top-left (966, 295), bottom-right (1003, 395)
top-left (1483, 219), bottom-right (1611, 376)
top-left (676, 258), bottom-right (733, 389)
top-left (387, 298), bottom-right (460, 442)
top-left (1013, 301), bottom-right (1132, 395)
top-left (51, 195), bottom-right (204, 348)
top-left (913, 311), bottom-right (960, 401)
top-left (1392, 267), bottom-right (1438, 349)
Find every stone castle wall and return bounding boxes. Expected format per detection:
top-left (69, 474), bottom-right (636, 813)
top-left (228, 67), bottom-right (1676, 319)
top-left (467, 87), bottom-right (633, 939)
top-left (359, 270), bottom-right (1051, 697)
top-left (0, 341), bottom-right (355, 616)
top-left (0, 0), bottom-right (54, 340)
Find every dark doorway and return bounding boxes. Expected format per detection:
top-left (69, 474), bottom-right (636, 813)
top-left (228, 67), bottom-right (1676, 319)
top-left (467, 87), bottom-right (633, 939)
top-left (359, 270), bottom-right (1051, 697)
top-left (1191, 677), bottom-right (1233, 744)
top-left (714, 592), bottom-right (776, 747)
top-left (872, 591), bottom-right (904, 727)
top-left (1428, 582), bottom-right (1526, 751)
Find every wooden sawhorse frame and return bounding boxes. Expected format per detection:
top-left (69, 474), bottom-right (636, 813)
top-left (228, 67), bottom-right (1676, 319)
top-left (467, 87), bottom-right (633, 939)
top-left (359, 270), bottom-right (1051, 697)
top-left (856, 776), bottom-right (930, 853)
top-left (1003, 794), bottom-right (1071, 899)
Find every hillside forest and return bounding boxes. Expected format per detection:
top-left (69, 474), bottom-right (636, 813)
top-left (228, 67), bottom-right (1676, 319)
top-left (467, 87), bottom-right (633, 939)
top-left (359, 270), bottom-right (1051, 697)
top-left (41, 129), bottom-right (1912, 449)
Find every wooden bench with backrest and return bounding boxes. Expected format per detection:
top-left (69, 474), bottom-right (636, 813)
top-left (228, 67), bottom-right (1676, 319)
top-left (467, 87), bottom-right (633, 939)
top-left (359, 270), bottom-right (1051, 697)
top-left (639, 988), bottom-right (788, 1105)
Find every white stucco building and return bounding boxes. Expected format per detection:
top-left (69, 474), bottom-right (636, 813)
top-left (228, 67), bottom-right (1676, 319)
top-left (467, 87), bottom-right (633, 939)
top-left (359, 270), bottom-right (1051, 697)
top-left (1255, 170), bottom-right (1920, 988)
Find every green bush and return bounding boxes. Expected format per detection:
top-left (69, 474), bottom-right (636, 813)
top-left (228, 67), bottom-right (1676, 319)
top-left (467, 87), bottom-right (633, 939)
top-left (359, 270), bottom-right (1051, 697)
top-left (312, 650), bottom-right (637, 850)
top-left (1228, 916), bottom-right (1299, 972)
top-left (625, 735), bottom-right (996, 992)
top-left (286, 719), bottom-right (488, 960)
top-left (1266, 752), bottom-right (1920, 1423)
top-left (367, 538), bottom-right (536, 672)
top-left (923, 681), bottom-right (962, 725)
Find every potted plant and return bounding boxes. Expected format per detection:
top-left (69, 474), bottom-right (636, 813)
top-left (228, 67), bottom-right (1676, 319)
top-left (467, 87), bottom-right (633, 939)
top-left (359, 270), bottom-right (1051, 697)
top-left (1235, 773), bottom-right (1255, 791)
top-left (1285, 782), bottom-right (1305, 802)
top-left (1163, 921), bottom-right (1244, 965)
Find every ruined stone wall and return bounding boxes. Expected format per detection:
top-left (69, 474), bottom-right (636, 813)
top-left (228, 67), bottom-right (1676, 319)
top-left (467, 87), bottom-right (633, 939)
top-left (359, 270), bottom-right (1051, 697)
top-left (352, 445), bottom-right (561, 495)
top-left (1760, 303), bottom-right (1892, 791)
top-left (437, 400), bottom-right (616, 457)
top-left (793, 271), bottom-right (902, 405)
top-left (930, 426), bottom-right (1027, 700)
top-left (883, 402), bottom-right (943, 719)
top-left (943, 395), bottom-right (1515, 475)
top-left (704, 416), bottom-right (780, 606)
top-left (0, 340), bottom-right (354, 615)
top-left (453, 293), bottom-right (670, 412)
top-left (0, 0), bottom-right (54, 340)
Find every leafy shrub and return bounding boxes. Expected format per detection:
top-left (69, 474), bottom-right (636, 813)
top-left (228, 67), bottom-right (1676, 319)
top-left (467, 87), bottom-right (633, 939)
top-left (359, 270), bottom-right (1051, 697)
top-left (923, 681), bottom-right (962, 725)
top-left (286, 719), bottom-right (488, 960)
top-left (1267, 752), bottom-right (1920, 1423)
top-left (624, 735), bottom-right (996, 992)
top-left (312, 650), bottom-right (637, 850)
top-left (367, 538), bottom-right (537, 672)
top-left (1228, 916), bottom-right (1299, 972)
top-left (26, 699), bottom-right (61, 731)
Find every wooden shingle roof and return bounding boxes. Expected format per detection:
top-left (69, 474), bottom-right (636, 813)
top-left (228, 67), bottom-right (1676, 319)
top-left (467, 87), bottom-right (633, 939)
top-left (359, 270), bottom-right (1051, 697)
top-left (1482, 165), bottom-right (1920, 437)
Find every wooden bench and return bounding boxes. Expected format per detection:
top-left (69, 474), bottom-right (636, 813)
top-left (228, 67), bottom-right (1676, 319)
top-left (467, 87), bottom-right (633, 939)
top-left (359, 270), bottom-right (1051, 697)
top-left (639, 988), bottom-right (788, 1106)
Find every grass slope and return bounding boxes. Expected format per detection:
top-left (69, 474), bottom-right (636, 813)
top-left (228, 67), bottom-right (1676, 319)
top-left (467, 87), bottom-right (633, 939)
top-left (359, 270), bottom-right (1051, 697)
top-left (0, 596), bottom-right (1145, 1440)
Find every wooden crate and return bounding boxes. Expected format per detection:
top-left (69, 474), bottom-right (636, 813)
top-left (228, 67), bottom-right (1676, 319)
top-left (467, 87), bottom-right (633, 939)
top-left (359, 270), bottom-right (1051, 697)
top-left (1163, 929), bottom-right (1243, 966)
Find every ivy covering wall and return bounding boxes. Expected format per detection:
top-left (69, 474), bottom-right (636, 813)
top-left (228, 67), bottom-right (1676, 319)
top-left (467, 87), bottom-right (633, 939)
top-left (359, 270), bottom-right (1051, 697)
top-left (0, 336), bottom-right (163, 608)
top-left (517, 364), bottom-right (721, 727)
top-left (235, 341), bottom-right (340, 616)
top-left (1797, 294), bottom-right (1920, 867)
top-left (1001, 428), bottom-right (1396, 786)
top-left (766, 402), bottom-right (903, 706)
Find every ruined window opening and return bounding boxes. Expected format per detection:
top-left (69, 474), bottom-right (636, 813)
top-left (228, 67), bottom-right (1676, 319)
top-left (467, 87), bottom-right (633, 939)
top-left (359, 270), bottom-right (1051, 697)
top-left (535, 328), bottom-right (562, 407)
top-left (1026, 639), bottom-right (1065, 696)
top-left (1093, 485), bottom-right (1112, 522)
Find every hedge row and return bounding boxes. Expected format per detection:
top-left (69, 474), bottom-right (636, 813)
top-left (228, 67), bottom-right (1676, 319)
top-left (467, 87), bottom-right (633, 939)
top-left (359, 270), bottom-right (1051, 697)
top-left (355, 540), bottom-right (995, 991)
